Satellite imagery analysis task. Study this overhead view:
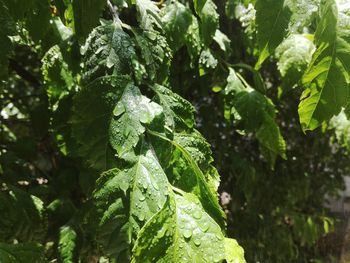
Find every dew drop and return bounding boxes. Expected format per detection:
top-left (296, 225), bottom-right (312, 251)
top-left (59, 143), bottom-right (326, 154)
top-left (194, 238), bottom-right (201, 246)
top-left (198, 221), bottom-right (209, 232)
top-left (215, 234), bottom-right (223, 241)
top-left (193, 210), bottom-right (202, 219)
top-left (183, 229), bottom-right (192, 239)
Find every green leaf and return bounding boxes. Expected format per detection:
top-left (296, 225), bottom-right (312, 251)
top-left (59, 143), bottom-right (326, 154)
top-left (196, 0), bottom-right (219, 46)
top-left (0, 242), bottom-right (46, 263)
top-left (185, 15), bottom-right (202, 62)
top-left (147, 130), bottom-right (226, 227)
top-left (213, 29), bottom-right (231, 53)
top-left (288, 0), bottom-right (320, 33)
top-left (225, 238), bottom-right (246, 263)
top-left (132, 30), bottom-right (172, 83)
top-left (151, 84), bottom-right (195, 130)
top-left (275, 34), bottom-right (315, 91)
top-left (0, 0), bottom-right (15, 78)
top-left (194, 0), bottom-right (207, 13)
top-left (298, 0), bottom-right (350, 131)
top-left (173, 131), bottom-right (220, 192)
top-left (160, 1), bottom-right (193, 51)
top-left (0, 189), bottom-right (46, 242)
top-left (329, 110), bottom-right (350, 150)
top-left (225, 68), bottom-right (286, 165)
top-left (58, 225), bottom-right (78, 263)
top-left (72, 0), bottom-right (107, 40)
top-left (71, 75), bottom-right (131, 171)
top-left (81, 22), bottom-right (136, 84)
top-left (132, 192), bottom-right (244, 263)
top-left (135, 0), bottom-right (161, 30)
top-left (94, 142), bottom-right (169, 260)
top-left (255, 0), bottom-right (292, 68)
top-left (42, 45), bottom-right (75, 108)
top-left (109, 84), bottom-right (163, 158)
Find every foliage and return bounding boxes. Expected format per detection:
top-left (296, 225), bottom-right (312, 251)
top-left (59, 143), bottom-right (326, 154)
top-left (1, 0), bottom-right (350, 262)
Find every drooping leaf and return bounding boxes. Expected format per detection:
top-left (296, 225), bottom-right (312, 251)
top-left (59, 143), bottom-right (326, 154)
top-left (94, 142), bottom-right (169, 260)
top-left (132, 192), bottom-right (245, 263)
top-left (0, 242), bottom-right (46, 263)
top-left (225, 68), bottom-right (286, 165)
top-left (298, 0), bottom-right (350, 131)
top-left (255, 0), bottom-right (292, 68)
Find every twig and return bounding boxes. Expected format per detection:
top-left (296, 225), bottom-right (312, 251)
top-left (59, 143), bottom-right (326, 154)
top-left (107, 0), bottom-right (119, 22)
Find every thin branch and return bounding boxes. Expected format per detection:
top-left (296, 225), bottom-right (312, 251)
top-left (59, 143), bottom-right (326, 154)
top-left (107, 0), bottom-right (119, 22)
top-left (8, 59), bottom-right (41, 87)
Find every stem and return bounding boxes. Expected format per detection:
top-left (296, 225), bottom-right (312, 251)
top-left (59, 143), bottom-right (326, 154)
top-left (107, 0), bottom-right (119, 22)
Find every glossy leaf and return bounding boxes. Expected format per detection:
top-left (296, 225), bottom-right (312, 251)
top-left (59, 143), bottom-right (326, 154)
top-left (132, 192), bottom-right (245, 263)
top-left (94, 142), bottom-right (169, 260)
top-left (110, 84), bottom-right (163, 157)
